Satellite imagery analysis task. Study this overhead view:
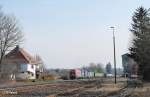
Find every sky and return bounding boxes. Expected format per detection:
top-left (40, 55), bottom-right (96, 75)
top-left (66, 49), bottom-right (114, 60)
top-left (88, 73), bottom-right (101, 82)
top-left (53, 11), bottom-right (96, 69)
top-left (0, 0), bottom-right (149, 69)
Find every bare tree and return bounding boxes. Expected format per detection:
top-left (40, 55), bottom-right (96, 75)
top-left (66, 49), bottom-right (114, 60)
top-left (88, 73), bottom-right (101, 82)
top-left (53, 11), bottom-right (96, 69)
top-left (34, 55), bottom-right (45, 79)
top-left (35, 54), bottom-right (45, 70)
top-left (105, 62), bottom-right (112, 74)
top-left (88, 62), bottom-right (104, 73)
top-left (0, 9), bottom-right (23, 72)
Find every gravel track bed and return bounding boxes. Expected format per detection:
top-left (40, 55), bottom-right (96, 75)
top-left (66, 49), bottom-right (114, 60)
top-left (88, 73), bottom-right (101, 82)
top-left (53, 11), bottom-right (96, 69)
top-left (2, 80), bottom-right (100, 97)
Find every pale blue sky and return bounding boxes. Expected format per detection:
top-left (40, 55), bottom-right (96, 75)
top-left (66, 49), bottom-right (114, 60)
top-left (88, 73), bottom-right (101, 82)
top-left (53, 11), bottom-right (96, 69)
top-left (0, 0), bottom-right (149, 69)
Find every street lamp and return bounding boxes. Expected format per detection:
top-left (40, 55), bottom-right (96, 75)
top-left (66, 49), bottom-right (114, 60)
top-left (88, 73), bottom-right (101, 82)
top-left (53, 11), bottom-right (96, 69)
top-left (110, 26), bottom-right (117, 84)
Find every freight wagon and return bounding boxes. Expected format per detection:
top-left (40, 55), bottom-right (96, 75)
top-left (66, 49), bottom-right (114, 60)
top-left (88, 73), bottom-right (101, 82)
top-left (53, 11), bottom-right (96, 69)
top-left (69, 68), bottom-right (103, 79)
top-left (70, 69), bottom-right (81, 79)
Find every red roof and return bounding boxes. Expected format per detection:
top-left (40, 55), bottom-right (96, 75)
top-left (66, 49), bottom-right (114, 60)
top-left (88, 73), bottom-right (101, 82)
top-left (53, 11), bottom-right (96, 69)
top-left (5, 46), bottom-right (38, 64)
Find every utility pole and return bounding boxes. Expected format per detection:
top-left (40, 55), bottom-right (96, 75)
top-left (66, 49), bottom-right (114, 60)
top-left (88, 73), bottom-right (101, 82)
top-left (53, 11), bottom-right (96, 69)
top-left (110, 26), bottom-right (117, 84)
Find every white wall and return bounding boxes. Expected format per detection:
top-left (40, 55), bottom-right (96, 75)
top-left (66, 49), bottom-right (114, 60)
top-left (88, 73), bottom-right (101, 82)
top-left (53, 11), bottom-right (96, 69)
top-left (27, 64), bottom-right (36, 79)
top-left (36, 64), bottom-right (44, 72)
top-left (18, 64), bottom-right (36, 79)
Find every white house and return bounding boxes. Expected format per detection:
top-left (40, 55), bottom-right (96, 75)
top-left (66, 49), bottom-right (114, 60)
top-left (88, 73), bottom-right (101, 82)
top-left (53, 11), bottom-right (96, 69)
top-left (2, 46), bottom-right (44, 80)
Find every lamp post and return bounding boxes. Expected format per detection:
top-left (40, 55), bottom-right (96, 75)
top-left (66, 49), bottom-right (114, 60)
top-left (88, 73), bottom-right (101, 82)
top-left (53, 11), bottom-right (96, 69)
top-left (110, 26), bottom-right (117, 84)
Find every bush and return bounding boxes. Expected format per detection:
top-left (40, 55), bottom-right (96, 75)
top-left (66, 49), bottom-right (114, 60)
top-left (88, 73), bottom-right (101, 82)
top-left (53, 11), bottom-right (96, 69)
top-left (42, 74), bottom-right (57, 80)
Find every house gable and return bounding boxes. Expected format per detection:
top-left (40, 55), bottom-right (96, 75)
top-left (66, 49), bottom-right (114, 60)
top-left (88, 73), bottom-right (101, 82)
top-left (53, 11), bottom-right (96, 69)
top-left (3, 46), bottom-right (37, 64)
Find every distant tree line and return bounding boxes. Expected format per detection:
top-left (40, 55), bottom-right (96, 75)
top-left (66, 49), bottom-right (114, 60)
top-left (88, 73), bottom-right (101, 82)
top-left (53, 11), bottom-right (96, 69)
top-left (83, 62), bottom-right (104, 73)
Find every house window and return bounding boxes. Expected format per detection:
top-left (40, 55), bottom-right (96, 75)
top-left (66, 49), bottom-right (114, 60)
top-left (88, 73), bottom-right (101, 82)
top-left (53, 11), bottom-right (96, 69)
top-left (32, 73), bottom-right (34, 76)
top-left (31, 65), bottom-right (34, 69)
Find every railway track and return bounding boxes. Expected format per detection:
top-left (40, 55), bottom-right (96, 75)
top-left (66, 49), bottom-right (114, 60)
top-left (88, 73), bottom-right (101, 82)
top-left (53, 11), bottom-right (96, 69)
top-left (55, 80), bottom-right (103, 97)
top-left (56, 83), bottom-right (97, 97)
top-left (0, 78), bottom-right (129, 97)
top-left (0, 80), bottom-right (82, 89)
top-left (107, 85), bottom-right (136, 97)
top-left (0, 79), bottom-right (102, 97)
